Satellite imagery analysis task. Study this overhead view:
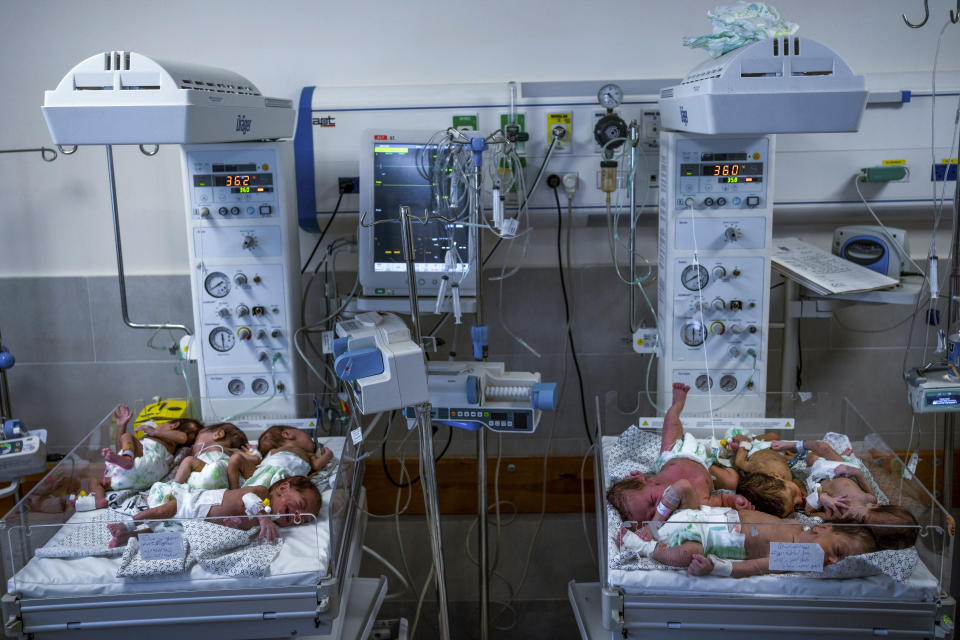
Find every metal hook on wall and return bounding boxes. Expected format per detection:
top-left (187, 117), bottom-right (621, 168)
top-left (0, 147), bottom-right (59, 162)
top-left (951, 0), bottom-right (960, 23)
top-left (139, 144), bottom-right (160, 156)
top-left (57, 145), bottom-right (78, 155)
top-left (903, 0), bottom-right (930, 27)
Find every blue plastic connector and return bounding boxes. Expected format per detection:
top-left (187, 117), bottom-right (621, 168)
top-left (530, 382), bottom-right (559, 411)
top-left (0, 345), bottom-right (13, 371)
top-left (469, 137), bottom-right (487, 168)
top-left (471, 325), bottom-right (488, 361)
top-left (332, 337), bottom-right (350, 358)
top-left (466, 376), bottom-right (480, 405)
top-left (334, 347), bottom-right (384, 382)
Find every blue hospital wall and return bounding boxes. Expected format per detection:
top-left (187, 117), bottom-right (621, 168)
top-left (0, 0), bottom-right (958, 620)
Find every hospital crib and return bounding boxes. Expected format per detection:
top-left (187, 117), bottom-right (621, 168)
top-left (570, 391), bottom-right (956, 639)
top-left (0, 394), bottom-right (378, 640)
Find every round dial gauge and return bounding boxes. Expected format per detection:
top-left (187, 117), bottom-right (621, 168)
top-left (227, 379), bottom-right (245, 396)
top-left (681, 264), bottom-right (709, 291)
top-left (208, 327), bottom-right (236, 352)
top-left (597, 83), bottom-right (624, 109)
top-left (251, 378), bottom-right (270, 396)
top-left (695, 374), bottom-right (713, 391)
top-left (204, 272), bottom-right (231, 298)
top-left (680, 320), bottom-right (706, 347)
top-left (719, 374), bottom-right (738, 392)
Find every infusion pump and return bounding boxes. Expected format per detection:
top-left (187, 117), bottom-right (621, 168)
top-left (657, 132), bottom-right (774, 415)
top-left (180, 142), bottom-right (302, 420)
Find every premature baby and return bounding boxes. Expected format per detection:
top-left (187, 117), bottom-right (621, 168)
top-left (108, 475), bottom-right (322, 546)
top-left (228, 425), bottom-right (333, 489)
top-left (616, 505), bottom-right (885, 578)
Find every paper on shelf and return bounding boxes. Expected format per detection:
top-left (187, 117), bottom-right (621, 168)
top-left (770, 237), bottom-right (898, 295)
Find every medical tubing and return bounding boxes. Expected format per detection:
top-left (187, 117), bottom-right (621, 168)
top-left (362, 545), bottom-right (411, 598)
top-left (381, 423), bottom-right (453, 488)
top-left (554, 187), bottom-right (593, 445)
top-left (409, 562), bottom-right (435, 640)
top-left (301, 192), bottom-right (344, 274)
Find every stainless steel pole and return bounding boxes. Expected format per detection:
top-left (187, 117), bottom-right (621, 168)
top-left (105, 146), bottom-right (191, 337)
top-left (399, 206), bottom-right (450, 640)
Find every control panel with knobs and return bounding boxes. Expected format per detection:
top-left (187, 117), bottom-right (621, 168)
top-left (658, 132), bottom-right (773, 415)
top-left (181, 142), bottom-right (302, 420)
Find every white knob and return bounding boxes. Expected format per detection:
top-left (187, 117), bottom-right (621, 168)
top-left (712, 266), bottom-right (727, 280)
top-left (711, 298), bottom-right (725, 311)
top-left (724, 227), bottom-right (741, 242)
top-left (236, 305), bottom-right (250, 317)
top-left (218, 308), bottom-right (230, 318)
top-left (234, 273), bottom-right (248, 286)
top-left (199, 207), bottom-right (210, 217)
top-left (729, 346), bottom-right (741, 357)
top-left (684, 197), bottom-right (696, 208)
top-left (730, 324), bottom-right (745, 334)
top-left (242, 235), bottom-right (257, 249)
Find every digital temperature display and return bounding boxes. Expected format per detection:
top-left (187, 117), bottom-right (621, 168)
top-left (213, 173), bottom-right (273, 188)
top-left (701, 162), bottom-right (763, 177)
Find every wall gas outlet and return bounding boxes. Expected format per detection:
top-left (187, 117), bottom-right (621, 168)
top-left (547, 112), bottom-right (573, 153)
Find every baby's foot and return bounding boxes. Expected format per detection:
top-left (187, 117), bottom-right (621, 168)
top-left (106, 523), bottom-right (132, 548)
top-left (102, 448), bottom-right (134, 469)
top-left (671, 382), bottom-right (690, 410)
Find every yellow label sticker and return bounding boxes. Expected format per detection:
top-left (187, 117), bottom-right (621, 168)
top-left (942, 158), bottom-right (958, 164)
top-left (882, 159), bottom-right (906, 165)
top-left (785, 422), bottom-right (792, 427)
top-left (641, 420), bottom-right (650, 426)
top-left (546, 112), bottom-right (573, 152)
top-left (636, 338), bottom-right (644, 346)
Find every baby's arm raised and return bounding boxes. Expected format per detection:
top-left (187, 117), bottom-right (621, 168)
top-left (310, 445), bottom-right (334, 472)
top-left (227, 452), bottom-right (260, 489)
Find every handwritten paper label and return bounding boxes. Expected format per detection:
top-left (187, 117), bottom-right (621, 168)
top-left (768, 542), bottom-right (824, 572)
top-left (138, 532), bottom-right (184, 561)
top-left (321, 331), bottom-right (334, 355)
top-left (350, 427), bottom-right (363, 445)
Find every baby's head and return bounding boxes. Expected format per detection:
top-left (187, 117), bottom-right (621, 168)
top-left (801, 523), bottom-right (877, 565)
top-left (155, 418), bottom-right (203, 444)
top-left (848, 504), bottom-right (918, 550)
top-left (258, 425), bottom-right (316, 456)
top-left (737, 472), bottom-right (804, 518)
top-left (606, 475), bottom-right (662, 525)
top-left (267, 475), bottom-right (322, 527)
top-left (194, 422), bottom-right (248, 453)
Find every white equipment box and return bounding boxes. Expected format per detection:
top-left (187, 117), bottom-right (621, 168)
top-left (181, 142), bottom-right (303, 420)
top-left (43, 50), bottom-right (294, 144)
top-left (657, 133), bottom-right (774, 415)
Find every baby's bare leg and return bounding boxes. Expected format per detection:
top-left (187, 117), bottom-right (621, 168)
top-left (661, 383), bottom-right (691, 453)
top-left (133, 500), bottom-right (178, 523)
top-left (651, 541), bottom-right (703, 568)
top-left (174, 456), bottom-right (205, 483)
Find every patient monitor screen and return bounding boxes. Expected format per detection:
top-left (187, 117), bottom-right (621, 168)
top-left (372, 142), bottom-right (469, 273)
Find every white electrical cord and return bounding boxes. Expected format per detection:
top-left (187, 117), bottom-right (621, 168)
top-left (362, 545), bottom-right (410, 599)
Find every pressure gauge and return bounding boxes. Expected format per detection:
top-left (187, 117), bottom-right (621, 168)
top-left (680, 320), bottom-right (706, 347)
top-left (597, 83), bottom-right (623, 110)
top-left (209, 327), bottom-right (236, 352)
top-left (251, 378), bottom-right (270, 396)
top-left (227, 379), bottom-right (245, 396)
top-left (695, 374), bottom-right (713, 391)
top-left (719, 374), bottom-right (738, 392)
top-left (681, 264), bottom-right (709, 291)
top-left (204, 272), bottom-right (231, 298)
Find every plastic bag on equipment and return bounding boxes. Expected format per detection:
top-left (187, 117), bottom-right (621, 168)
top-left (683, 2), bottom-right (799, 58)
